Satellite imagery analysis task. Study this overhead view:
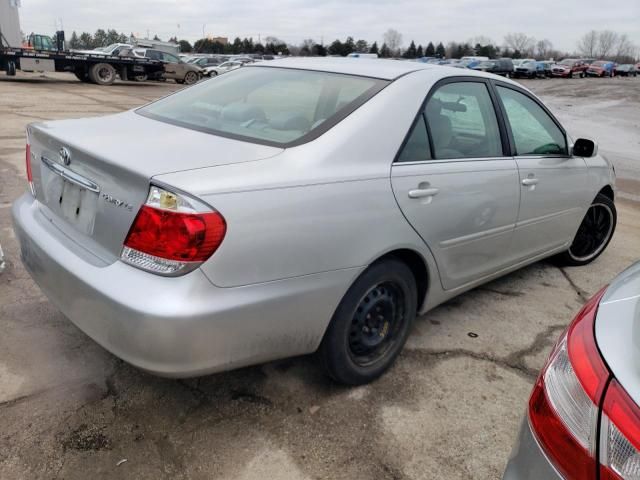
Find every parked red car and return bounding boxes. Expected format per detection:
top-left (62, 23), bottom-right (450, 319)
top-left (586, 61), bottom-right (616, 77)
top-left (551, 58), bottom-right (589, 78)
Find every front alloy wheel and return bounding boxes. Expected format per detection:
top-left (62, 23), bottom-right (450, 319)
top-left (556, 193), bottom-right (616, 266)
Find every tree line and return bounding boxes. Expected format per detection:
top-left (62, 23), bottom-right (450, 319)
top-left (63, 28), bottom-right (638, 63)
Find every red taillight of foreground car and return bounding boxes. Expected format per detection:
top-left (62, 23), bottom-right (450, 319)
top-left (528, 287), bottom-right (609, 480)
top-left (600, 380), bottom-right (640, 479)
top-left (122, 185), bottom-right (226, 276)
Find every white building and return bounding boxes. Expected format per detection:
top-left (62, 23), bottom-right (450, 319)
top-left (0, 0), bottom-right (22, 48)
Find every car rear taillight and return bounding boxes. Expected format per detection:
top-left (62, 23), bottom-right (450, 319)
top-left (528, 287), bottom-right (609, 480)
top-left (26, 136), bottom-right (35, 196)
top-left (121, 185), bottom-right (226, 276)
top-left (600, 380), bottom-right (640, 479)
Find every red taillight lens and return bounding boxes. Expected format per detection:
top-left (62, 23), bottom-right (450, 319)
top-left (528, 287), bottom-right (609, 480)
top-left (121, 186), bottom-right (226, 275)
top-left (600, 380), bottom-right (640, 479)
top-left (124, 205), bottom-right (225, 262)
top-left (26, 143), bottom-right (35, 196)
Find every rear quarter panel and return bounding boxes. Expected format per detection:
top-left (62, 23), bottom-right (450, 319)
top-left (154, 69), bottom-right (455, 289)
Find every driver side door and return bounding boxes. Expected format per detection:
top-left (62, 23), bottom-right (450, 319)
top-left (161, 52), bottom-right (182, 79)
top-left (494, 84), bottom-right (590, 259)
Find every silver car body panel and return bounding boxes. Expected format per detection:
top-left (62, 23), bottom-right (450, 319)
top-left (12, 59), bottom-right (616, 376)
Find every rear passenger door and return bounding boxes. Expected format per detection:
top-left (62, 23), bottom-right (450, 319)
top-left (494, 84), bottom-right (589, 260)
top-left (391, 79), bottom-right (520, 291)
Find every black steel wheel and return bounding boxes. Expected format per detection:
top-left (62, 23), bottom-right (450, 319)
top-left (555, 193), bottom-right (616, 266)
top-left (318, 258), bottom-right (417, 385)
top-left (89, 63), bottom-right (116, 86)
top-left (348, 282), bottom-right (406, 367)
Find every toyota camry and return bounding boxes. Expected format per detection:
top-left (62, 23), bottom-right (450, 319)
top-left (12, 58), bottom-right (616, 385)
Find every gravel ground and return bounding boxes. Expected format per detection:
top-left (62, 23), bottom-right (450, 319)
top-left (0, 72), bottom-right (639, 480)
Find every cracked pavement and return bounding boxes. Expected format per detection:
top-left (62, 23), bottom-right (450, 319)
top-left (1, 73), bottom-right (639, 479)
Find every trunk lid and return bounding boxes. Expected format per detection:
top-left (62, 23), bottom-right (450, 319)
top-left (28, 111), bottom-right (283, 263)
top-left (595, 261), bottom-right (640, 408)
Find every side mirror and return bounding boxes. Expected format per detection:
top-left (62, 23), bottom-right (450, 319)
top-left (572, 138), bottom-right (598, 158)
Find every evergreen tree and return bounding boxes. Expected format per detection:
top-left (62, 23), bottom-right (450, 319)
top-left (152, 34), bottom-right (161, 41)
top-left (78, 32), bottom-right (93, 49)
top-left (435, 42), bottom-right (446, 58)
top-left (178, 40), bottom-right (192, 53)
top-left (232, 37), bottom-right (243, 53)
top-left (425, 42), bottom-right (435, 56)
top-left (369, 41), bottom-right (379, 54)
top-left (312, 44), bottom-right (327, 56)
top-left (354, 39), bottom-right (369, 53)
top-left (416, 44), bottom-right (424, 57)
top-left (380, 43), bottom-right (391, 58)
top-left (328, 39), bottom-right (344, 56)
top-left (68, 31), bottom-right (80, 49)
top-left (343, 36), bottom-right (356, 55)
top-left (94, 29), bottom-right (108, 47)
top-left (403, 40), bottom-right (417, 58)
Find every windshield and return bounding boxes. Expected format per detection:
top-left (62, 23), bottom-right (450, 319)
top-left (560, 59), bottom-right (576, 66)
top-left (138, 67), bottom-right (386, 146)
top-left (592, 61), bottom-right (607, 67)
top-left (479, 61), bottom-right (495, 67)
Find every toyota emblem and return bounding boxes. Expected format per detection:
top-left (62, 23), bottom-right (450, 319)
top-left (59, 147), bottom-right (71, 166)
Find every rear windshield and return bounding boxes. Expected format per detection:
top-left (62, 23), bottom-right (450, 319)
top-left (138, 66), bottom-right (387, 147)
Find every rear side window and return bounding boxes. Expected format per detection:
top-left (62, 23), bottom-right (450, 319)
top-left (138, 67), bottom-right (386, 146)
top-left (396, 115), bottom-right (431, 163)
top-left (425, 82), bottom-right (503, 159)
top-left (496, 86), bottom-right (567, 156)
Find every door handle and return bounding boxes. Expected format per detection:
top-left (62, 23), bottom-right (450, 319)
top-left (408, 187), bottom-right (440, 199)
top-left (521, 178), bottom-right (539, 186)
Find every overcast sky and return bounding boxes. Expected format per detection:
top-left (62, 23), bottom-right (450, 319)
top-left (18, 0), bottom-right (640, 52)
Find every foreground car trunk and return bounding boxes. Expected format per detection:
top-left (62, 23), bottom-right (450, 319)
top-left (27, 111), bottom-right (283, 263)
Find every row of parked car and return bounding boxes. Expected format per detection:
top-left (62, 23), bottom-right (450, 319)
top-left (72, 42), bottom-right (275, 84)
top-left (433, 55), bottom-right (640, 79)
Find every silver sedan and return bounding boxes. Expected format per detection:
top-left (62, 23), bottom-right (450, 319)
top-left (12, 59), bottom-right (616, 384)
top-left (504, 261), bottom-right (640, 480)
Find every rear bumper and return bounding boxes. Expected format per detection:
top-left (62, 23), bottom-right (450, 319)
top-left (503, 418), bottom-right (564, 480)
top-left (12, 193), bottom-right (360, 377)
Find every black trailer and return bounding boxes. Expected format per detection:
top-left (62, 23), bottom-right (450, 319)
top-left (0, 46), bottom-right (165, 86)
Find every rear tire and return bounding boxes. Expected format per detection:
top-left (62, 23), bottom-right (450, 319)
top-left (318, 258), bottom-right (417, 385)
top-left (7, 61), bottom-right (16, 76)
top-left (89, 63), bottom-right (116, 86)
top-left (554, 193), bottom-right (616, 266)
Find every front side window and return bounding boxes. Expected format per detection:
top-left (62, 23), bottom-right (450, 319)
top-left (138, 67), bottom-right (386, 146)
top-left (496, 86), bottom-right (567, 156)
top-left (162, 52), bottom-right (180, 63)
top-left (425, 81), bottom-right (503, 159)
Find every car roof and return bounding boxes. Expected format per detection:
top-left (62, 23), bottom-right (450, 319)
top-left (249, 57), bottom-right (440, 80)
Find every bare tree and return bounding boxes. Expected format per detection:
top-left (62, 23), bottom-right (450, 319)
top-left (504, 32), bottom-right (535, 56)
top-left (468, 36), bottom-right (494, 47)
top-left (298, 38), bottom-right (315, 56)
top-left (383, 29), bottom-right (403, 57)
top-left (614, 34), bottom-right (636, 62)
top-left (536, 39), bottom-right (553, 59)
top-left (597, 30), bottom-right (618, 58)
top-left (578, 30), bottom-right (598, 57)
